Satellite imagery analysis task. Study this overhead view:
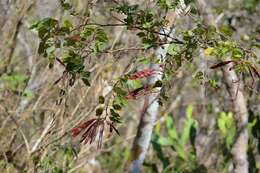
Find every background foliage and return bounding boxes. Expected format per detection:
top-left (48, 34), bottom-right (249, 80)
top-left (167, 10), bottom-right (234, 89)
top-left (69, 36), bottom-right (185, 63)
top-left (0, 0), bottom-right (259, 172)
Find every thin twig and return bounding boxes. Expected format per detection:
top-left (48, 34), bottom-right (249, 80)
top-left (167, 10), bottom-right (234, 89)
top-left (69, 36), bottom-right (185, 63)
top-left (31, 117), bottom-right (55, 153)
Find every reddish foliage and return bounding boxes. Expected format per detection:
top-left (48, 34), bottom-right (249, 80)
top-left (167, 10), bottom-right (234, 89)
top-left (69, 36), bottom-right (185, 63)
top-left (71, 118), bottom-right (96, 137)
top-left (129, 68), bottom-right (156, 80)
top-left (71, 118), bottom-right (120, 148)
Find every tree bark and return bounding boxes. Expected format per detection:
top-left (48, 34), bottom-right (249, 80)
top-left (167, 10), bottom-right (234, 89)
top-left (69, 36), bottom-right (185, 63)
top-left (197, 0), bottom-right (249, 171)
top-left (223, 63), bottom-right (249, 173)
top-left (126, 10), bottom-right (178, 173)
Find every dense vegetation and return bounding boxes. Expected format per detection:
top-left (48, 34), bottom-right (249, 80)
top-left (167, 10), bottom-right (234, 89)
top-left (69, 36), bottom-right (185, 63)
top-left (0, 0), bottom-right (259, 173)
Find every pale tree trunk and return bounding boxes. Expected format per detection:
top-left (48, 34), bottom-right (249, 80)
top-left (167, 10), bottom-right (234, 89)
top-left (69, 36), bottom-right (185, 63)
top-left (223, 63), bottom-right (249, 173)
top-left (224, 1), bottom-right (249, 171)
top-left (196, 1), bottom-right (249, 172)
top-left (126, 6), bottom-right (183, 172)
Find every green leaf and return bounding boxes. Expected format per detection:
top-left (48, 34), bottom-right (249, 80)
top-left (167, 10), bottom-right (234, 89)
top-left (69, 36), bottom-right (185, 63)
top-left (193, 27), bottom-right (206, 35)
top-left (217, 112), bottom-right (236, 149)
top-left (38, 41), bottom-right (46, 55)
top-left (180, 105), bottom-right (195, 145)
top-left (80, 27), bottom-right (95, 38)
top-left (173, 141), bottom-right (187, 161)
top-left (153, 80), bottom-right (162, 88)
top-left (209, 79), bottom-right (217, 88)
top-left (114, 95), bottom-right (128, 106)
top-left (165, 115), bottom-right (178, 140)
top-left (59, 26), bottom-right (70, 34)
top-left (110, 109), bottom-right (120, 118)
top-left (186, 105), bottom-right (193, 118)
top-left (81, 71), bottom-right (91, 86)
top-left (48, 54), bottom-right (55, 68)
top-left (112, 104), bottom-right (122, 110)
top-left (218, 113), bottom-right (227, 134)
top-left (96, 107), bottom-right (104, 116)
top-left (113, 87), bottom-right (127, 96)
top-left (157, 137), bottom-right (174, 146)
top-left (204, 47), bottom-right (214, 56)
top-left (46, 45), bottom-right (55, 55)
top-left (143, 43), bottom-right (153, 49)
top-left (156, 0), bottom-right (178, 9)
top-left (127, 79), bottom-right (142, 89)
top-left (96, 28), bottom-right (108, 42)
top-left (109, 116), bottom-right (121, 123)
top-left (94, 41), bottom-right (107, 52)
top-left (40, 18), bottom-right (58, 29)
top-left (137, 32), bottom-right (146, 37)
top-left (137, 57), bottom-right (150, 65)
top-left (63, 51), bottom-right (84, 73)
top-left (219, 25), bottom-right (234, 37)
top-left (2, 73), bottom-right (28, 90)
top-left (232, 48), bottom-right (244, 59)
top-left (61, 2), bottom-right (72, 10)
top-left (167, 43), bottom-right (180, 56)
top-left (38, 27), bottom-right (49, 39)
top-left (29, 21), bottom-right (40, 29)
top-left (98, 96), bottom-right (105, 104)
top-left (110, 109), bottom-right (121, 123)
top-left (22, 90), bottom-right (34, 100)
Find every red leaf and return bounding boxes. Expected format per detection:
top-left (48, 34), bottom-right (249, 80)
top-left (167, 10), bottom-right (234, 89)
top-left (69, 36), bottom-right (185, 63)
top-left (129, 68), bottom-right (156, 80)
top-left (89, 123), bottom-right (99, 144)
top-left (71, 118), bottom-right (96, 137)
top-left (80, 120), bottom-right (97, 142)
top-left (71, 128), bottom-right (81, 137)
